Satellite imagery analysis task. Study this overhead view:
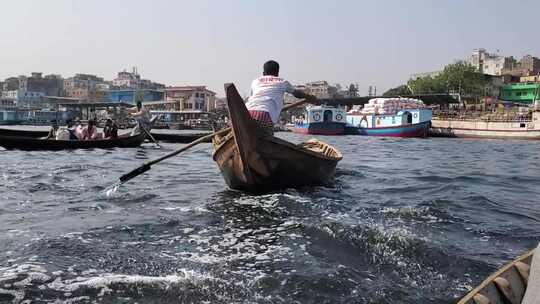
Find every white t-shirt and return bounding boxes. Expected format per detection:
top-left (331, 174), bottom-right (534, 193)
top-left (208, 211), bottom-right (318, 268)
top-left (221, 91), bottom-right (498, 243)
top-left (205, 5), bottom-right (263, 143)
top-left (245, 76), bottom-right (295, 123)
top-left (132, 106), bottom-right (151, 126)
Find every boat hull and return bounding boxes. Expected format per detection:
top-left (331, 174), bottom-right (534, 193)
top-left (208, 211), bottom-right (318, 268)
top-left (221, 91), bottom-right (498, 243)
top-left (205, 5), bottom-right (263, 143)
top-left (291, 122), bottom-right (345, 135)
top-left (0, 132), bottom-right (146, 151)
top-left (213, 133), bottom-right (341, 192)
top-left (212, 83), bottom-right (342, 192)
top-left (430, 118), bottom-right (540, 140)
top-left (0, 127), bottom-right (49, 138)
top-left (346, 121), bottom-right (429, 137)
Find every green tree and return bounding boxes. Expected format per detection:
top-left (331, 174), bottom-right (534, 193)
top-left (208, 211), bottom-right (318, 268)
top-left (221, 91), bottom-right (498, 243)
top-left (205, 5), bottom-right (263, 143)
top-left (407, 61), bottom-right (485, 96)
top-left (348, 84), bottom-right (358, 97)
top-left (383, 85), bottom-right (411, 96)
top-left (408, 76), bottom-right (445, 94)
top-left (437, 61), bottom-right (485, 96)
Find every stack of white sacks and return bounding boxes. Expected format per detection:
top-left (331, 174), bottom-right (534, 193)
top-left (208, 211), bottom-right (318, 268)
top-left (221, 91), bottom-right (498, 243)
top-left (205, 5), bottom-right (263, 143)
top-left (348, 98), bottom-right (424, 115)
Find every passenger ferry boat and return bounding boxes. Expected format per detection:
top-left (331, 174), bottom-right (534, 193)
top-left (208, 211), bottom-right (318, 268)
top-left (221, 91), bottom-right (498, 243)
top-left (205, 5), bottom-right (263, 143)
top-left (290, 105), bottom-right (347, 135)
top-left (345, 98), bottom-right (432, 137)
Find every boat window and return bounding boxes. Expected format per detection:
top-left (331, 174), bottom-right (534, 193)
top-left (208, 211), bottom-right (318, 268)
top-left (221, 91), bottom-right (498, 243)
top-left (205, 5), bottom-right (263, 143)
top-left (323, 110), bottom-right (332, 122)
top-left (520, 123), bottom-right (526, 128)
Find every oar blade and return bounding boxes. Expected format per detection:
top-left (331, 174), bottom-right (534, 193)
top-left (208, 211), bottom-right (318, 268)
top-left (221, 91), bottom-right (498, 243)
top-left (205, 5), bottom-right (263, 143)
top-left (119, 163), bottom-right (152, 183)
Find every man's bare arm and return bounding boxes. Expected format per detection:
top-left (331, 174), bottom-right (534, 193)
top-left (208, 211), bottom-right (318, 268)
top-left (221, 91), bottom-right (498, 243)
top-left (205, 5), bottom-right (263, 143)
top-left (292, 90), bottom-right (318, 103)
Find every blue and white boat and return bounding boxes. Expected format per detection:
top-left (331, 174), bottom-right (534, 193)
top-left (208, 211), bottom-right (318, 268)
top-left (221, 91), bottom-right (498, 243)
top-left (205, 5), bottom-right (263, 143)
top-left (345, 98), bottom-right (432, 137)
top-left (290, 105), bottom-right (347, 135)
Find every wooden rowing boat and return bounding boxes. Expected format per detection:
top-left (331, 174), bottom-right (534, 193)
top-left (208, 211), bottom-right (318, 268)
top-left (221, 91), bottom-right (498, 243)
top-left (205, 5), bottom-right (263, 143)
top-left (212, 83), bottom-right (342, 192)
top-left (458, 250), bottom-right (533, 304)
top-left (0, 132), bottom-right (146, 151)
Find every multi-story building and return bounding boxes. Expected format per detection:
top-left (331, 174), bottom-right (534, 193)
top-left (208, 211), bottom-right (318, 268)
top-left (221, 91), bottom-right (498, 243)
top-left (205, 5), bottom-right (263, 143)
top-left (18, 72), bottom-right (63, 96)
top-left (0, 73), bottom-right (62, 108)
top-left (502, 55), bottom-right (540, 77)
top-left (2, 77), bottom-right (20, 91)
top-left (500, 83), bottom-right (540, 104)
top-left (112, 68), bottom-right (164, 89)
top-left (0, 98), bottom-right (17, 110)
top-left (65, 87), bottom-right (109, 102)
top-left (113, 70), bottom-right (140, 88)
top-left (1, 89), bottom-right (45, 107)
top-left (304, 81), bottom-right (338, 99)
top-left (283, 81), bottom-right (341, 104)
top-left (64, 74), bottom-right (106, 90)
top-left (164, 86), bottom-right (216, 111)
top-left (520, 55), bottom-right (540, 75)
top-left (63, 74), bottom-right (110, 102)
top-left (469, 48), bottom-right (514, 76)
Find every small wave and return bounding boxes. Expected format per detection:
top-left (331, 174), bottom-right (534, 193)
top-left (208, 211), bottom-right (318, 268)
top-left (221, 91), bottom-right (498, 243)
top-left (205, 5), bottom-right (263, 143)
top-left (379, 206), bottom-right (451, 224)
top-left (0, 263), bottom-right (261, 304)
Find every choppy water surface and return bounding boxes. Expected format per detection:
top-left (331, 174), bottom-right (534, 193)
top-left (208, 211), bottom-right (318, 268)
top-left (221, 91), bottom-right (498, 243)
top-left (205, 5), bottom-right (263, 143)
top-left (1, 134), bottom-right (540, 303)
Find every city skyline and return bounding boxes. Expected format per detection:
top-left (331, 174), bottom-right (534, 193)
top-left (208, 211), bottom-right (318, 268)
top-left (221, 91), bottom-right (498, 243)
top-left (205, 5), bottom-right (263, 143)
top-left (1, 0), bottom-right (539, 96)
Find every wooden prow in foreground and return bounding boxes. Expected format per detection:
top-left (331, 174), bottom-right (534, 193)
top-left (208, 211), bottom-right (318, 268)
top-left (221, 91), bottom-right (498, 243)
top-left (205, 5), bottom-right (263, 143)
top-left (212, 83), bottom-right (342, 192)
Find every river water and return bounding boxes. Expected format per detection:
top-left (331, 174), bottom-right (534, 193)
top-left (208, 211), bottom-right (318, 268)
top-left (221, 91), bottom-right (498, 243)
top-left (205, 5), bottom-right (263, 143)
top-left (1, 133), bottom-right (539, 303)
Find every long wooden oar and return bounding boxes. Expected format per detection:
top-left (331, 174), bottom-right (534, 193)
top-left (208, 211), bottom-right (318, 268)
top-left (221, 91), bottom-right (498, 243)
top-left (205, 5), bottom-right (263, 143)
top-left (118, 98), bottom-right (309, 184)
top-left (141, 126), bottom-right (161, 148)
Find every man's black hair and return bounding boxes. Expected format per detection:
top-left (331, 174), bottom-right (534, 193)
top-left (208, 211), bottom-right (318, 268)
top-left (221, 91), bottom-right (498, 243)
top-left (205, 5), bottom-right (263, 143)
top-left (263, 60), bottom-right (280, 76)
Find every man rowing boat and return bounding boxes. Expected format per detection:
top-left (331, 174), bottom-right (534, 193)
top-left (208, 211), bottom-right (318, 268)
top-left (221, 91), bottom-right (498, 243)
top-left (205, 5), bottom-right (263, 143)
top-left (246, 60), bottom-right (317, 135)
top-left (129, 101), bottom-right (151, 135)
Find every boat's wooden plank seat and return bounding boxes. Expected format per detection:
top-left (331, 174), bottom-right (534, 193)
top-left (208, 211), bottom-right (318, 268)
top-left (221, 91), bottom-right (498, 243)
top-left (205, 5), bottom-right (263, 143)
top-left (298, 139), bottom-right (342, 159)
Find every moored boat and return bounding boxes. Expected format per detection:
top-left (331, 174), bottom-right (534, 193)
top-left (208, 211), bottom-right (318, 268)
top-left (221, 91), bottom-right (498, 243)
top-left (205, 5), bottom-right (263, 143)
top-left (430, 111), bottom-right (540, 140)
top-left (345, 98), bottom-right (432, 137)
top-left (290, 105), bottom-right (347, 135)
top-left (458, 249), bottom-right (536, 304)
top-left (212, 83), bottom-right (342, 192)
top-left (0, 132), bottom-right (146, 151)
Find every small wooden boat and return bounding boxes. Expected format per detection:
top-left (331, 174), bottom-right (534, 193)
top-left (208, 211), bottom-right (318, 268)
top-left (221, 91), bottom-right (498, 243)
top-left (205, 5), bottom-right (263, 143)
top-left (458, 250), bottom-right (534, 304)
top-left (212, 83), bottom-right (342, 192)
top-left (0, 132), bottom-right (146, 151)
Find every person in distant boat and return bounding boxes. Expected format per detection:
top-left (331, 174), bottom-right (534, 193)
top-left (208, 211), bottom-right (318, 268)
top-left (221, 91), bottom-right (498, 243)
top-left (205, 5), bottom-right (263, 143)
top-left (72, 119), bottom-right (85, 140)
top-left (45, 120), bottom-right (58, 139)
top-left (82, 119), bottom-right (98, 140)
top-left (129, 101), bottom-right (151, 135)
top-left (65, 119), bottom-right (79, 140)
top-left (246, 60), bottom-right (317, 135)
top-left (103, 118), bottom-right (118, 139)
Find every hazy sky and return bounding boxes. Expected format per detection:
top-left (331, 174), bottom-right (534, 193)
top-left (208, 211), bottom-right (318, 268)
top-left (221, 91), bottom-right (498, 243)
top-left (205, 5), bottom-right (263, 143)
top-left (0, 0), bottom-right (538, 96)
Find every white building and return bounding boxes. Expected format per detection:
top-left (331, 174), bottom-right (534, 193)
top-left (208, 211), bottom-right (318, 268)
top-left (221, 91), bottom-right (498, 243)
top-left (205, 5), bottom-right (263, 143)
top-left (164, 86), bottom-right (217, 111)
top-left (469, 48), bottom-right (514, 76)
top-left (1, 89), bottom-right (45, 107)
top-left (113, 70), bottom-right (140, 88)
top-left (305, 81), bottom-right (337, 99)
top-left (112, 68), bottom-right (164, 89)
